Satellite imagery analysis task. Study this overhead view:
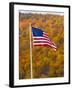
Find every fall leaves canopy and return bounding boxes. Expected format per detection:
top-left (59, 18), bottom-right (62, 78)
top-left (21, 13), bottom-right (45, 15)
top-left (19, 12), bottom-right (64, 79)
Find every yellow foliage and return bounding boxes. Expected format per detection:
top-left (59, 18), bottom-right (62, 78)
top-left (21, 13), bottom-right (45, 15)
top-left (19, 13), bottom-right (64, 79)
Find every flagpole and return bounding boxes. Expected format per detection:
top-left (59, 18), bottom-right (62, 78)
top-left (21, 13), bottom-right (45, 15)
top-left (29, 23), bottom-right (33, 79)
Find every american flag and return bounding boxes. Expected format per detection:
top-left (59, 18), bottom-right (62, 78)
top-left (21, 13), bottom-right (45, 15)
top-left (32, 27), bottom-right (57, 51)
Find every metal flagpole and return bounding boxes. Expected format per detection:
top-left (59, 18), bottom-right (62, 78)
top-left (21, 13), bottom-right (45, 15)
top-left (29, 23), bottom-right (33, 79)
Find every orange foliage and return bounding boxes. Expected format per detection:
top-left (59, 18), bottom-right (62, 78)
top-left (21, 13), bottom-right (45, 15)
top-left (19, 13), bottom-right (64, 79)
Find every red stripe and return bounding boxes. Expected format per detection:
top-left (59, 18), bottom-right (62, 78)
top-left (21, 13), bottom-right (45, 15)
top-left (43, 32), bottom-right (48, 36)
top-left (33, 37), bottom-right (56, 46)
top-left (33, 43), bottom-right (57, 49)
top-left (33, 38), bottom-right (54, 45)
top-left (33, 42), bottom-right (57, 48)
top-left (43, 35), bottom-right (48, 38)
top-left (33, 38), bottom-right (49, 41)
top-left (33, 41), bottom-right (52, 45)
top-left (43, 33), bottom-right (48, 36)
top-left (43, 33), bottom-right (48, 38)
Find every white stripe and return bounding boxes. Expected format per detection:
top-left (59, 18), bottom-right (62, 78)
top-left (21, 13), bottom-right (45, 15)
top-left (33, 43), bottom-right (57, 48)
top-left (33, 43), bottom-right (51, 45)
top-left (33, 40), bottom-right (50, 42)
top-left (33, 37), bottom-right (44, 38)
top-left (43, 32), bottom-right (48, 35)
top-left (43, 33), bottom-right (48, 37)
top-left (51, 45), bottom-right (57, 48)
top-left (33, 36), bottom-right (54, 45)
top-left (33, 37), bottom-right (54, 45)
top-left (43, 33), bottom-right (48, 36)
top-left (33, 36), bottom-right (48, 40)
top-left (43, 34), bottom-right (48, 38)
top-left (33, 41), bottom-right (56, 47)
